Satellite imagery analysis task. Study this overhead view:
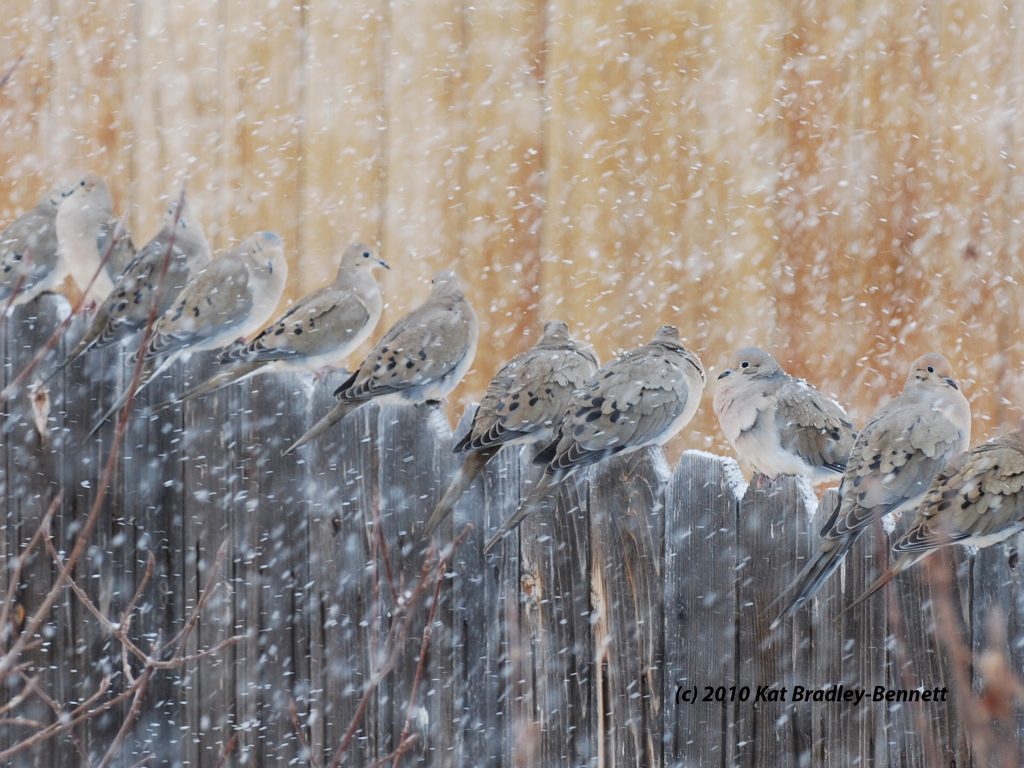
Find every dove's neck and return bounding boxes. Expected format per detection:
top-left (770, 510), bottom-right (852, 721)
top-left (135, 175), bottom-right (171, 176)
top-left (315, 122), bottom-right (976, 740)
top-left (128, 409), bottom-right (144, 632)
top-left (56, 205), bottom-right (114, 301)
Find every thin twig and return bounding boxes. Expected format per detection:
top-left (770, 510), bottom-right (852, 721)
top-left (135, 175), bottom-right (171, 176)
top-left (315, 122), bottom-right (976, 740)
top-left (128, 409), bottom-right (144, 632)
top-left (97, 667), bottom-right (153, 768)
top-left (392, 558), bottom-right (446, 768)
top-left (0, 55), bottom-right (21, 90)
top-left (0, 494), bottom-right (59, 642)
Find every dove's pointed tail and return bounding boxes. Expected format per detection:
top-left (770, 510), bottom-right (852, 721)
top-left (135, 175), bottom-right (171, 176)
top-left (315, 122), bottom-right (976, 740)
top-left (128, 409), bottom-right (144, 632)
top-left (284, 399), bottom-right (358, 456)
top-left (423, 448), bottom-right (497, 539)
top-left (179, 360), bottom-right (264, 403)
top-left (45, 334), bottom-right (94, 385)
top-left (83, 354), bottom-right (172, 442)
top-left (769, 536), bottom-right (856, 630)
top-left (483, 470), bottom-right (563, 554)
top-left (844, 551), bottom-right (926, 614)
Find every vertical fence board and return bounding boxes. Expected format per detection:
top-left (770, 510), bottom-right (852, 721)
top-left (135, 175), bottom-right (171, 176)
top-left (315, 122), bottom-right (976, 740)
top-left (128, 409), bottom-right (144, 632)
top-left (307, 394), bottom-right (379, 765)
top-left (887, 548), bottom-right (971, 766)
top-left (450, 435), bottom-right (527, 768)
top-left (245, 372), bottom-right (314, 763)
top-left (734, 477), bottom-right (814, 768)
top-left (181, 367), bottom-right (242, 765)
top-left (972, 533), bottom-right (1024, 764)
top-left (518, 466), bottom-right (593, 767)
top-left (663, 451), bottom-right (742, 767)
top-left (374, 402), bottom-right (454, 764)
top-left (590, 447), bottom-right (669, 767)
top-left (2, 296), bottom-right (66, 764)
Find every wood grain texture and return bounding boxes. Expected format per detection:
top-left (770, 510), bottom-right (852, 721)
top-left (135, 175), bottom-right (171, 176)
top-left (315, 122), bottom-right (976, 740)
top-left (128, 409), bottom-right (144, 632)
top-left (2, 310), bottom-right (1023, 763)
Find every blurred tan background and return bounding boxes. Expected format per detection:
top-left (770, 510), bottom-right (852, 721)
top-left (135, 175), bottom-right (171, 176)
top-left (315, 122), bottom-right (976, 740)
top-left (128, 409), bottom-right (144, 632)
top-left (1, 0), bottom-right (1022, 464)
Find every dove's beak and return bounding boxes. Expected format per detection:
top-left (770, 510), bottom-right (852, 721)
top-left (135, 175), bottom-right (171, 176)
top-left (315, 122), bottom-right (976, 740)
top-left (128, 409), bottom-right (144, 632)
top-left (717, 369), bottom-right (732, 380)
top-left (378, 258), bottom-right (391, 270)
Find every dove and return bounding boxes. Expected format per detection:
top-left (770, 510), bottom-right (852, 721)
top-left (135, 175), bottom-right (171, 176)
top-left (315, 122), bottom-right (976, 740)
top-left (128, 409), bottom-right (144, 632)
top-left (422, 320), bottom-right (599, 538)
top-left (56, 191), bottom-right (211, 372)
top-left (85, 231), bottom-right (287, 438)
top-left (175, 242), bottom-right (388, 402)
top-left (0, 187), bottom-right (65, 309)
top-left (713, 347), bottom-right (855, 484)
top-left (773, 353), bottom-right (970, 622)
top-left (283, 269), bottom-right (478, 456)
top-left (56, 174), bottom-right (135, 302)
top-left (483, 325), bottom-right (705, 553)
top-left (850, 426), bottom-right (1024, 608)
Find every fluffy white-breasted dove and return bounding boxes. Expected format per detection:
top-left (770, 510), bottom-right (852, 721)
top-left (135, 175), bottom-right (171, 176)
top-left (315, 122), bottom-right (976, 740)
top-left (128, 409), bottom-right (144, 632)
top-left (283, 269), bottom-right (478, 455)
top-left (484, 325), bottom-right (705, 553)
top-left (773, 353), bottom-right (970, 622)
top-left (851, 425), bottom-right (1024, 607)
top-left (56, 175), bottom-right (135, 302)
top-left (58, 191), bottom-right (210, 371)
top-left (0, 187), bottom-right (65, 309)
top-left (86, 231), bottom-right (287, 438)
top-left (177, 242), bottom-right (388, 401)
top-left (422, 320), bottom-right (598, 538)
top-left (714, 347), bottom-right (855, 484)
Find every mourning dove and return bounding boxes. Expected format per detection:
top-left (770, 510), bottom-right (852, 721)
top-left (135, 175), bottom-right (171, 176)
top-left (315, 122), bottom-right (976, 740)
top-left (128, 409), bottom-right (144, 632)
top-left (56, 175), bottom-right (135, 302)
top-left (773, 353), bottom-right (970, 622)
top-left (851, 426), bottom-right (1024, 608)
top-left (484, 325), bottom-right (705, 552)
top-left (57, 191), bottom-right (210, 371)
top-left (0, 187), bottom-right (64, 309)
top-left (422, 320), bottom-right (599, 538)
top-left (283, 269), bottom-right (478, 455)
top-left (176, 242), bottom-right (388, 402)
top-left (86, 232), bottom-right (287, 438)
top-left (714, 347), bottom-right (855, 484)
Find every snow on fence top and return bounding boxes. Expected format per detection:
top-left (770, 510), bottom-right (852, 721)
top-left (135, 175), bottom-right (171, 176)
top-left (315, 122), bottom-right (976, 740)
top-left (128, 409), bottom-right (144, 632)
top-left (0, 296), bottom-right (1019, 766)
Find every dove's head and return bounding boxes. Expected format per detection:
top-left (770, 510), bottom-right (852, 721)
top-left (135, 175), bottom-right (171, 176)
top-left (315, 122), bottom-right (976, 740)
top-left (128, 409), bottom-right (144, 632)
top-left (234, 230), bottom-right (287, 275)
top-left (542, 320), bottom-right (570, 339)
top-left (905, 353), bottom-right (961, 393)
top-left (59, 174), bottom-right (113, 218)
top-left (430, 269), bottom-right (463, 296)
top-left (339, 242), bottom-right (389, 272)
top-left (716, 347), bottom-right (782, 381)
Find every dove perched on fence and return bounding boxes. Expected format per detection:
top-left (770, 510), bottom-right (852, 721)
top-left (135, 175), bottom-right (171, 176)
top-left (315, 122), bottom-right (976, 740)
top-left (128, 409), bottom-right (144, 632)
top-left (773, 353), bottom-right (970, 623)
top-left (284, 269), bottom-right (478, 456)
top-left (0, 187), bottom-right (65, 310)
top-left (422, 320), bottom-right (599, 538)
top-left (56, 175), bottom-right (135, 303)
top-left (484, 325), bottom-right (705, 553)
top-left (713, 347), bottom-right (855, 484)
top-left (177, 242), bottom-right (388, 402)
top-left (86, 231), bottom-right (287, 438)
top-left (57, 191), bottom-right (210, 372)
top-left (850, 426), bottom-right (1024, 608)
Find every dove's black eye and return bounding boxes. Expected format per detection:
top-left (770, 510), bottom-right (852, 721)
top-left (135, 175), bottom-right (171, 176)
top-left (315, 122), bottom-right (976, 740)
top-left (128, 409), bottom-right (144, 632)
top-left (363, 251), bottom-right (371, 258)
top-left (927, 366), bottom-right (935, 373)
top-left (740, 361), bottom-right (749, 369)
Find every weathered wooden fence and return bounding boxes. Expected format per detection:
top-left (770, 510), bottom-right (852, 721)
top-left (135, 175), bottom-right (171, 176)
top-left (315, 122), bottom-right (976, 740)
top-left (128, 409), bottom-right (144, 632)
top-left (2, 296), bottom-right (1022, 767)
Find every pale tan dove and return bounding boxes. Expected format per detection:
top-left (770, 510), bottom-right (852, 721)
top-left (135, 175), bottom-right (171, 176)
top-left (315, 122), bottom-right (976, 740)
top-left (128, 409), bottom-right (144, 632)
top-left (773, 353), bottom-right (970, 623)
top-left (484, 325), bottom-right (705, 553)
top-left (86, 232), bottom-right (287, 438)
top-left (177, 242), bottom-right (388, 402)
top-left (422, 320), bottom-right (598, 538)
top-left (283, 269), bottom-right (478, 456)
top-left (56, 175), bottom-right (136, 302)
top-left (0, 187), bottom-right (65, 309)
top-left (851, 426), bottom-right (1024, 607)
top-left (57, 190), bottom-right (210, 371)
top-left (714, 347), bottom-right (855, 484)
